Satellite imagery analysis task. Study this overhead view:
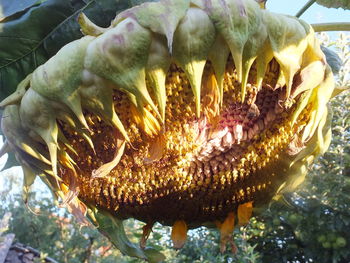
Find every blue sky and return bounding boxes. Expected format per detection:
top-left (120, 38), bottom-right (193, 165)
top-left (267, 0), bottom-right (349, 24)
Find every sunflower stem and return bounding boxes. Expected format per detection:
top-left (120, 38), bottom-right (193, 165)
top-left (312, 23), bottom-right (350, 32)
top-left (295, 0), bottom-right (316, 18)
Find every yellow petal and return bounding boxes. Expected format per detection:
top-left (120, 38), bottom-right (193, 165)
top-left (201, 68), bottom-right (221, 123)
top-left (171, 220), bottom-right (188, 249)
top-left (238, 201), bottom-right (253, 225)
top-left (217, 212), bottom-right (235, 253)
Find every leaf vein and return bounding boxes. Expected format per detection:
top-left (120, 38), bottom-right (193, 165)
top-left (0, 0), bottom-right (95, 71)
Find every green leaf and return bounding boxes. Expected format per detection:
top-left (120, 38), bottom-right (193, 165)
top-left (93, 209), bottom-right (165, 263)
top-left (321, 46), bottom-right (342, 75)
top-left (1, 152), bottom-right (19, 171)
top-left (316, 0), bottom-right (350, 10)
top-left (0, 0), bottom-right (45, 21)
top-left (0, 0), bottom-right (133, 102)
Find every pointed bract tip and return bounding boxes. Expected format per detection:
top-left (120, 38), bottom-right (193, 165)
top-left (78, 13), bottom-right (107, 37)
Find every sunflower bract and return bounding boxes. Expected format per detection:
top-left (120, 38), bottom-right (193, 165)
top-left (0, 0), bottom-right (336, 261)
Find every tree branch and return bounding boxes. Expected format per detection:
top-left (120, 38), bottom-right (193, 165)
top-left (312, 22), bottom-right (350, 32)
top-left (296, 0), bottom-right (316, 18)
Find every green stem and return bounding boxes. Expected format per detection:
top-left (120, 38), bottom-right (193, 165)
top-left (295, 0), bottom-right (316, 18)
top-left (312, 22), bottom-right (350, 32)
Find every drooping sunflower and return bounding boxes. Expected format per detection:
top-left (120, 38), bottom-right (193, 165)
top-left (0, 0), bottom-right (346, 261)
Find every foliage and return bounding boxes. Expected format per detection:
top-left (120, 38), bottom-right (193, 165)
top-left (0, 173), bottom-right (142, 263)
top-left (316, 0), bottom-right (350, 10)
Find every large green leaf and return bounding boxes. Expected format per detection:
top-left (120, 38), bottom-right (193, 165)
top-left (316, 0), bottom-right (350, 10)
top-left (0, 0), bottom-right (133, 102)
top-left (0, 0), bottom-right (44, 21)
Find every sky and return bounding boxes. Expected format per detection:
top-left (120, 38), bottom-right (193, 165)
top-left (267, 0), bottom-right (349, 24)
top-left (0, 0), bottom-right (349, 195)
